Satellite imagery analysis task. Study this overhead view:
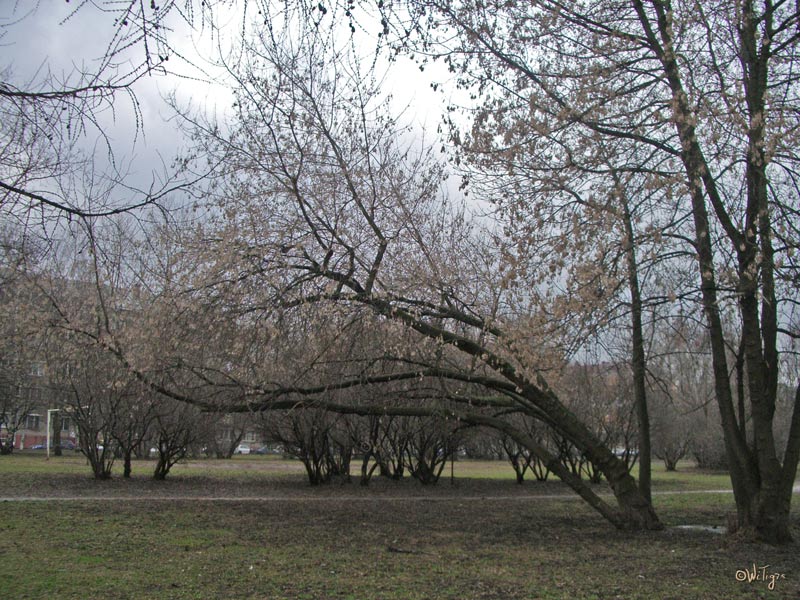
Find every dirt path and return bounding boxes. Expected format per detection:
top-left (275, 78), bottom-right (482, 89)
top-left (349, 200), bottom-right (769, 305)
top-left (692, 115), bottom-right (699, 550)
top-left (0, 489), bottom-right (748, 502)
top-left (1, 484), bottom-right (796, 503)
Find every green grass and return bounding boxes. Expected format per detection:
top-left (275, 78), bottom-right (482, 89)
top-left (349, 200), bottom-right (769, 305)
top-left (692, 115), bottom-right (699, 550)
top-left (637, 461), bottom-right (735, 491)
top-left (1, 495), bottom-right (798, 599)
top-left (457, 457), bottom-right (738, 489)
top-left (0, 454), bottom-right (798, 599)
top-left (0, 452), bottom-right (91, 475)
top-left (0, 451), bottom-right (308, 483)
top-left (1, 451), bottom-right (739, 486)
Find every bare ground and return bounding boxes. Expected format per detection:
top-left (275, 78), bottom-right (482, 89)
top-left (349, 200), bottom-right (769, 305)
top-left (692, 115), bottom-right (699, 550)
top-left (1, 456), bottom-right (799, 599)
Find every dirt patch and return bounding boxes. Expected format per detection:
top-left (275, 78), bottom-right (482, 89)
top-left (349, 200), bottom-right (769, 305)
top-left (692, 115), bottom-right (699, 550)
top-left (0, 468), bottom-right (577, 499)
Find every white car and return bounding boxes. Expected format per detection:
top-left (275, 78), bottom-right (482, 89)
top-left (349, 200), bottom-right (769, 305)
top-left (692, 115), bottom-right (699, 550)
top-left (235, 444), bottom-right (251, 455)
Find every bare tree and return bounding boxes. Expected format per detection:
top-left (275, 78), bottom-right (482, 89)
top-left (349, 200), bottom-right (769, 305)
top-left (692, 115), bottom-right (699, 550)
top-left (55, 349), bottom-right (130, 480)
top-left (650, 398), bottom-right (690, 472)
top-left (146, 20), bottom-right (663, 531)
top-left (340, 414), bottom-right (383, 485)
top-left (0, 1), bottom-right (276, 223)
top-left (394, 0), bottom-right (800, 543)
top-left (648, 318), bottom-right (713, 472)
top-left (205, 413), bottom-right (251, 459)
top-left (151, 399), bottom-right (204, 480)
top-left (0, 234), bottom-right (50, 454)
top-left (0, 333), bottom-right (44, 454)
top-left (403, 415), bottom-right (459, 485)
top-left (263, 408), bottom-right (343, 485)
top-left (497, 415), bottom-right (553, 484)
top-left (112, 386), bottom-right (159, 478)
top-left (462, 428), bottom-right (506, 461)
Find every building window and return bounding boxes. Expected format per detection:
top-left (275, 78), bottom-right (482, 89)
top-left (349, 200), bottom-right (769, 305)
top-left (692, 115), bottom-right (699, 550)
top-left (29, 362), bottom-right (44, 377)
top-left (26, 415), bottom-right (41, 431)
top-left (61, 417), bottom-right (71, 432)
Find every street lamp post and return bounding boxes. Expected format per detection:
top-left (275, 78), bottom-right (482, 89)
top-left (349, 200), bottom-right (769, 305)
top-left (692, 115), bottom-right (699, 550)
top-left (46, 408), bottom-right (60, 460)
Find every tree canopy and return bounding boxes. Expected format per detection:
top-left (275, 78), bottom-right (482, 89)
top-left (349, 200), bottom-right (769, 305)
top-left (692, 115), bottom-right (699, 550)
top-left (2, 0), bottom-right (799, 544)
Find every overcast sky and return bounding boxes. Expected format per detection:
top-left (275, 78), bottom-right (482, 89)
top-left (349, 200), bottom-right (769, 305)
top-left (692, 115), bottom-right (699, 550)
top-left (2, 2), bottom-right (238, 189)
top-left (1, 0), bottom-right (451, 203)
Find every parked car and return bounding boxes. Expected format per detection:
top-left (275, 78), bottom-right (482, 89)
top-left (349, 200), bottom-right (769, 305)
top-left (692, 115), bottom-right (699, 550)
top-left (29, 441), bottom-right (77, 451)
top-left (235, 444), bottom-right (251, 455)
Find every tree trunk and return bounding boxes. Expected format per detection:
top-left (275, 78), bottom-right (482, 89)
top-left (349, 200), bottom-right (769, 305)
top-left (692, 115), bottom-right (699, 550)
top-left (630, 0), bottom-right (799, 545)
top-left (359, 451), bottom-right (380, 485)
top-left (729, 483), bottom-right (793, 544)
top-left (123, 450), bottom-right (132, 478)
top-left (620, 192), bottom-right (651, 504)
top-left (512, 455), bottom-right (526, 484)
top-left (729, 383), bottom-right (800, 543)
top-left (153, 460), bottom-right (168, 480)
top-left (467, 413), bottom-right (662, 531)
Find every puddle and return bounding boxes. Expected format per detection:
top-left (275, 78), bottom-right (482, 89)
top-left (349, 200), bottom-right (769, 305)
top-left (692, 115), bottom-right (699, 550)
top-left (672, 525), bottom-right (726, 534)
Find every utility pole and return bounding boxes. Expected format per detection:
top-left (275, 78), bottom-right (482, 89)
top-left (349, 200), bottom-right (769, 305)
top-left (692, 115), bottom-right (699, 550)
top-left (46, 408), bottom-right (59, 460)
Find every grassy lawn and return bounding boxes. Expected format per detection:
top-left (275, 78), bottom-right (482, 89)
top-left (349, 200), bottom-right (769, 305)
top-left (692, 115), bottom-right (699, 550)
top-left (0, 452), bottom-right (306, 478)
top-left (0, 451), bottom-right (741, 487)
top-left (0, 454), bottom-right (798, 599)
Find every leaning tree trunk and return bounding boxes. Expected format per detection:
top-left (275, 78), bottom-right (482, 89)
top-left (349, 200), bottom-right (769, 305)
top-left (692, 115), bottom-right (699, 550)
top-left (372, 299), bottom-right (663, 531)
top-left (468, 413), bottom-right (662, 531)
top-left (520, 383), bottom-right (662, 531)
